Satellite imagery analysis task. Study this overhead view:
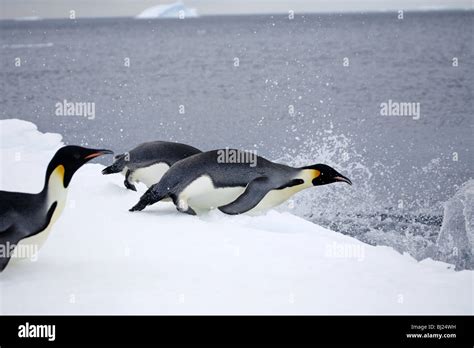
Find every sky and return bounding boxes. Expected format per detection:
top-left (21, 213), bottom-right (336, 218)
top-left (0, 0), bottom-right (472, 19)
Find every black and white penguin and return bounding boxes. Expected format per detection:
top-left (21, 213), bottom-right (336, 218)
top-left (102, 141), bottom-right (201, 191)
top-left (129, 149), bottom-right (352, 215)
top-left (0, 145), bottom-right (113, 272)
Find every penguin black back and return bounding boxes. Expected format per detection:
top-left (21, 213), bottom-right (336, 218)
top-left (130, 149), bottom-right (351, 214)
top-left (103, 141), bottom-right (201, 174)
top-left (157, 150), bottom-right (297, 194)
top-left (102, 140), bottom-right (202, 191)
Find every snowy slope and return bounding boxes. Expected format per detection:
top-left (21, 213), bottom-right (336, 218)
top-left (0, 119), bottom-right (472, 314)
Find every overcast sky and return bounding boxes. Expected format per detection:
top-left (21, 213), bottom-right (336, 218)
top-left (0, 0), bottom-right (471, 19)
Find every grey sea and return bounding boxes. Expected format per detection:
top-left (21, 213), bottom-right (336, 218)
top-left (1, 12), bottom-right (473, 267)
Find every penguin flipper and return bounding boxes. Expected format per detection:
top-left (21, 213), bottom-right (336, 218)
top-left (0, 225), bottom-right (17, 272)
top-left (130, 183), bottom-right (168, 211)
top-left (0, 216), bottom-right (22, 272)
top-left (0, 214), bottom-right (14, 272)
top-left (218, 176), bottom-right (272, 215)
top-left (0, 212), bottom-right (13, 232)
top-left (0, 203), bottom-right (57, 272)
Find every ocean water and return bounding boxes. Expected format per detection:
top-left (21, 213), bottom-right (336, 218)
top-left (1, 13), bottom-right (472, 266)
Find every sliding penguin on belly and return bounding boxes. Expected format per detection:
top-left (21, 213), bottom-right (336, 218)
top-left (0, 146), bottom-right (113, 272)
top-left (130, 149), bottom-right (352, 215)
top-left (102, 141), bottom-right (201, 191)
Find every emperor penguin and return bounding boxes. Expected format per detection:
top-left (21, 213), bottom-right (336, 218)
top-left (102, 141), bottom-right (201, 191)
top-left (0, 146), bottom-right (113, 272)
top-left (129, 149), bottom-right (352, 215)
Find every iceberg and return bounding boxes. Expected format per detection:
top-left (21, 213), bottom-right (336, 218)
top-left (136, 2), bottom-right (198, 19)
top-left (436, 180), bottom-right (474, 269)
top-left (0, 119), bottom-right (472, 314)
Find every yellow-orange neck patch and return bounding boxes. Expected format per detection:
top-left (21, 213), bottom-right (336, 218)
top-left (52, 165), bottom-right (65, 188)
top-left (299, 169), bottom-right (320, 185)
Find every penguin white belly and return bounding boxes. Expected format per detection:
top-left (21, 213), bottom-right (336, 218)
top-left (250, 170), bottom-right (316, 212)
top-left (12, 165), bottom-right (68, 262)
top-left (182, 175), bottom-right (245, 210)
top-left (131, 162), bottom-right (169, 188)
top-left (250, 183), bottom-right (310, 213)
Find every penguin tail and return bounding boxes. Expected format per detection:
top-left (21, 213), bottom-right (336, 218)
top-left (102, 153), bottom-right (127, 175)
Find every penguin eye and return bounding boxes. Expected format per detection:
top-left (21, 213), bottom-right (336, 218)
top-left (73, 153), bottom-right (81, 160)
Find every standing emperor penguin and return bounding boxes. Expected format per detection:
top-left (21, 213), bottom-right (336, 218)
top-left (130, 149), bottom-right (352, 215)
top-left (0, 146), bottom-right (113, 272)
top-left (102, 141), bottom-right (201, 191)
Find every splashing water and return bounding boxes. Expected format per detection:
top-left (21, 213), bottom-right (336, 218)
top-left (276, 131), bottom-right (472, 269)
top-left (436, 179), bottom-right (474, 270)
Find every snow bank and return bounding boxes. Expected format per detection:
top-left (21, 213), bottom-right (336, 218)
top-left (136, 2), bottom-right (198, 19)
top-left (0, 119), bottom-right (472, 314)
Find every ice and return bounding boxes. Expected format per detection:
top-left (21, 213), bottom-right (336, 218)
top-left (0, 119), bottom-right (472, 314)
top-left (436, 180), bottom-right (474, 269)
top-left (136, 2), bottom-right (198, 19)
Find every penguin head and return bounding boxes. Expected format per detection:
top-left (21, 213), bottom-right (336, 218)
top-left (303, 164), bottom-right (352, 187)
top-left (46, 146), bottom-right (113, 187)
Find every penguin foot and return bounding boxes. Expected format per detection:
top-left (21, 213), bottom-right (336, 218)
top-left (176, 205), bottom-right (197, 215)
top-left (124, 180), bottom-right (137, 191)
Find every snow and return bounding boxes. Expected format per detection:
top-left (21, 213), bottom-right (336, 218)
top-left (0, 119), bottom-right (472, 314)
top-left (136, 2), bottom-right (198, 19)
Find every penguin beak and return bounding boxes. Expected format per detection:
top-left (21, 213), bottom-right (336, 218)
top-left (84, 149), bottom-right (114, 160)
top-left (334, 175), bottom-right (352, 185)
